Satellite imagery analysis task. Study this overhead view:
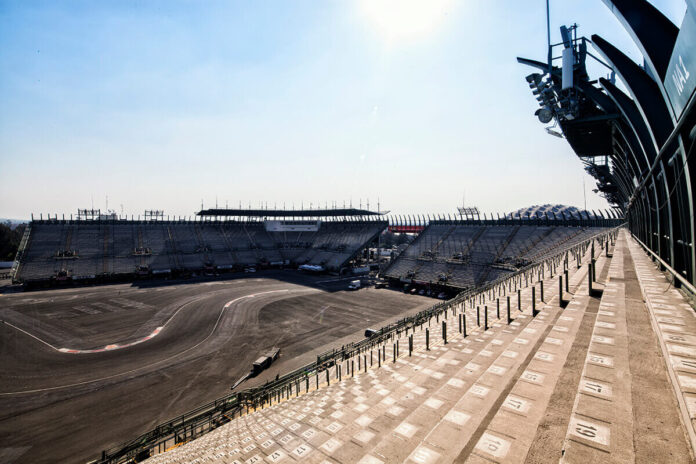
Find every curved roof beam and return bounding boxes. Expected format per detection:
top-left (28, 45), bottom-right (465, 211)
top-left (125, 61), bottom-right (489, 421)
top-left (609, 152), bottom-right (634, 204)
top-left (516, 57), bottom-right (550, 73)
top-left (604, 110), bottom-right (652, 206)
top-left (577, 80), bottom-right (618, 114)
top-left (599, 77), bottom-right (659, 166)
top-left (613, 118), bottom-right (651, 175)
top-left (601, 0), bottom-right (678, 82)
top-left (592, 35), bottom-right (674, 146)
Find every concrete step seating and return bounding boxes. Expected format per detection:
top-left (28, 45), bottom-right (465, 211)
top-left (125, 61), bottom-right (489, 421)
top-left (143, 240), bottom-right (632, 464)
top-left (625, 234), bottom-right (696, 457)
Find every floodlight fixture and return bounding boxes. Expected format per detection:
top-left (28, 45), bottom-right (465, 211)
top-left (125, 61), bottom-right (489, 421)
top-left (536, 107), bottom-right (554, 124)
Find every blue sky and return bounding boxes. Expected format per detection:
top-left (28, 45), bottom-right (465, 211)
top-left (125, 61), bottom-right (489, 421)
top-left (0, 0), bottom-right (687, 219)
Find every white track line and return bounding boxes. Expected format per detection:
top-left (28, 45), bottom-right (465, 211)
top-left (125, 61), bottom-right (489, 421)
top-left (3, 289), bottom-right (273, 354)
top-left (0, 288), bottom-right (314, 395)
top-left (2, 321), bottom-right (62, 351)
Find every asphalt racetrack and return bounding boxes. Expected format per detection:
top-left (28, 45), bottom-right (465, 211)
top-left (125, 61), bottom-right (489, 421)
top-left (0, 271), bottom-right (432, 464)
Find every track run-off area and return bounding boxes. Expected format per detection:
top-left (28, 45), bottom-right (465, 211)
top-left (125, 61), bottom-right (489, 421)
top-left (1, 289), bottom-right (313, 395)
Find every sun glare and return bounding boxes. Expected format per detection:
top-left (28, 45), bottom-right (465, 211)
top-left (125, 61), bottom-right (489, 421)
top-left (358, 0), bottom-right (455, 44)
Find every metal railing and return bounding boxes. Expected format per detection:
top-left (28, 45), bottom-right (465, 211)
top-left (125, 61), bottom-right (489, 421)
top-left (632, 233), bottom-right (696, 297)
top-left (94, 225), bottom-right (622, 464)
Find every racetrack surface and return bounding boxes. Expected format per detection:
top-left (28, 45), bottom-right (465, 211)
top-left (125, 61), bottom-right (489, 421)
top-left (0, 271), bottom-right (432, 464)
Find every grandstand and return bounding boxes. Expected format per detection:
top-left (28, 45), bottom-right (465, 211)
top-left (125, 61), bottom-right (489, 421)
top-left (12, 210), bottom-right (387, 284)
top-left (12, 207), bottom-right (620, 288)
top-left (383, 212), bottom-right (621, 292)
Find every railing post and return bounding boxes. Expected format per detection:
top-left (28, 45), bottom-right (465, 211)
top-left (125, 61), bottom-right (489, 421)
top-left (477, 306), bottom-right (480, 326)
top-left (532, 286), bottom-right (537, 316)
top-left (484, 305), bottom-right (488, 330)
top-left (591, 241), bottom-right (595, 260)
top-left (588, 263), bottom-right (593, 295)
top-left (409, 334), bottom-right (413, 356)
top-left (442, 321), bottom-right (447, 344)
top-left (559, 275), bottom-right (563, 307)
top-left (506, 296), bottom-right (511, 324)
top-left (592, 258), bottom-right (596, 282)
top-left (496, 298), bottom-right (500, 319)
top-left (426, 328), bottom-right (430, 350)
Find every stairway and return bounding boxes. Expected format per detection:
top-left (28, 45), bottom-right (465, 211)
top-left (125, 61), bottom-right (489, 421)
top-left (10, 223), bottom-right (32, 281)
top-left (476, 225), bottom-right (521, 286)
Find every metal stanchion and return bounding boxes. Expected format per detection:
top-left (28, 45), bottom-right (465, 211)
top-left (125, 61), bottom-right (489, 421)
top-left (506, 296), bottom-right (511, 324)
top-left (559, 275), bottom-right (563, 307)
top-left (532, 287), bottom-right (537, 316)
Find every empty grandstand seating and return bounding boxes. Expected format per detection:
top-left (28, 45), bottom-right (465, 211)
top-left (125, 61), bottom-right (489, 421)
top-left (384, 222), bottom-right (607, 290)
top-left (135, 230), bottom-right (667, 464)
top-left (12, 219), bottom-right (386, 283)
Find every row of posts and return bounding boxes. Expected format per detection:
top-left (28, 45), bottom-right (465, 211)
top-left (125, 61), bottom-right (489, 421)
top-left (229, 230), bottom-right (617, 415)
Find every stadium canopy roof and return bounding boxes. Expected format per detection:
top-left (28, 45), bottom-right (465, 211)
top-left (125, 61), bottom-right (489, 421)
top-left (197, 208), bottom-right (386, 217)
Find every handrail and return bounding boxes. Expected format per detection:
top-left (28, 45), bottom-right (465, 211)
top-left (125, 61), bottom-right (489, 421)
top-left (95, 225), bottom-right (622, 464)
top-left (632, 233), bottom-right (696, 296)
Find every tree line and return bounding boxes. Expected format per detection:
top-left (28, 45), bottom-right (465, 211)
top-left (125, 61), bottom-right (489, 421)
top-left (0, 222), bottom-right (26, 261)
